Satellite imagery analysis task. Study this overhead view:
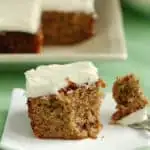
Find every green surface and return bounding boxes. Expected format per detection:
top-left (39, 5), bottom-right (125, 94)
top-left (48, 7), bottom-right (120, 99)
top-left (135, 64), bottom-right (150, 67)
top-left (124, 0), bottom-right (150, 17)
top-left (0, 6), bottom-right (150, 149)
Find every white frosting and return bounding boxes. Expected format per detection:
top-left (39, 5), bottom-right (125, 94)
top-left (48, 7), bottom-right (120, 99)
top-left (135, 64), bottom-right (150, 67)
top-left (0, 0), bottom-right (42, 33)
top-left (117, 108), bottom-right (148, 126)
top-left (43, 0), bottom-right (95, 14)
top-left (25, 61), bottom-right (99, 98)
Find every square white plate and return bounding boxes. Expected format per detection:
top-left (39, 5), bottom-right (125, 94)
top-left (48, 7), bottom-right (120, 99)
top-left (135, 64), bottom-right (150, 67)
top-left (0, 0), bottom-right (127, 63)
top-left (1, 89), bottom-right (149, 150)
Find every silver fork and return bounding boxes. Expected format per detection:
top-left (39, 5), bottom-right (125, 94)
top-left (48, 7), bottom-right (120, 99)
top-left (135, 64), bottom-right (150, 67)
top-left (128, 114), bottom-right (150, 132)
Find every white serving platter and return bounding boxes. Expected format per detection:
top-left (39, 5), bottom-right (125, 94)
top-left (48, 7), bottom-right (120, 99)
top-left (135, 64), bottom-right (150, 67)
top-left (0, 89), bottom-right (149, 150)
top-left (0, 0), bottom-right (127, 63)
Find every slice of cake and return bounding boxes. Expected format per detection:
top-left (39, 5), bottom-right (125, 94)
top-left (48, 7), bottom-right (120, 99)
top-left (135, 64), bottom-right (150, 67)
top-left (111, 74), bottom-right (149, 125)
top-left (0, 0), bottom-right (43, 53)
top-left (42, 0), bottom-right (96, 45)
top-left (25, 61), bottom-right (106, 139)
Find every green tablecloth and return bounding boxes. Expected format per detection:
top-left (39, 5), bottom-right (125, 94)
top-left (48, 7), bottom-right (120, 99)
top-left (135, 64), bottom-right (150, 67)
top-left (0, 6), bottom-right (150, 147)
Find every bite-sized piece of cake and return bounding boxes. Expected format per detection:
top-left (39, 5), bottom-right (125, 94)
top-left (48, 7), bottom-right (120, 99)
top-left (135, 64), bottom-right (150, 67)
top-left (42, 0), bottom-right (96, 45)
top-left (0, 0), bottom-right (43, 53)
top-left (25, 61), bottom-right (106, 139)
top-left (111, 74), bottom-right (148, 125)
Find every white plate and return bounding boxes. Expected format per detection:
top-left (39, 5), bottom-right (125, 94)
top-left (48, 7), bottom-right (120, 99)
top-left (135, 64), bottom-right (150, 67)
top-left (0, 0), bottom-right (127, 63)
top-left (0, 89), bottom-right (149, 150)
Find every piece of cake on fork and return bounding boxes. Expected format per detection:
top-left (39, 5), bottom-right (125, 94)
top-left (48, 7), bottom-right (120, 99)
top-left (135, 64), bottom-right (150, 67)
top-left (0, 0), bottom-right (43, 53)
top-left (42, 0), bottom-right (97, 45)
top-left (110, 74), bottom-right (149, 125)
top-left (25, 61), bottom-right (106, 139)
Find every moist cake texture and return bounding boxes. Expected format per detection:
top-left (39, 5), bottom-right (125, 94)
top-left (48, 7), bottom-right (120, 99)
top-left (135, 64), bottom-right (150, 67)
top-left (111, 74), bottom-right (148, 124)
top-left (0, 30), bottom-right (43, 53)
top-left (0, 0), bottom-right (42, 53)
top-left (42, 11), bottom-right (95, 45)
top-left (25, 61), bottom-right (106, 139)
top-left (42, 0), bottom-right (96, 45)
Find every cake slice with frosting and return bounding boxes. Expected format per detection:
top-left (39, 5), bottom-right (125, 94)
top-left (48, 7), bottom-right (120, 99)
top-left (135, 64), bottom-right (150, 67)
top-left (42, 0), bottom-right (97, 45)
top-left (0, 0), bottom-right (43, 53)
top-left (25, 61), bottom-right (106, 139)
top-left (111, 74), bottom-right (149, 125)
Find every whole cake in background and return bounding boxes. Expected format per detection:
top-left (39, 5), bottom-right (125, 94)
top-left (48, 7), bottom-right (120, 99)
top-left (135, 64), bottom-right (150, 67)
top-left (111, 74), bottom-right (149, 125)
top-left (42, 0), bottom-right (97, 45)
top-left (0, 0), bottom-right (97, 53)
top-left (0, 0), bottom-right (43, 53)
top-left (25, 61), bottom-right (106, 139)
